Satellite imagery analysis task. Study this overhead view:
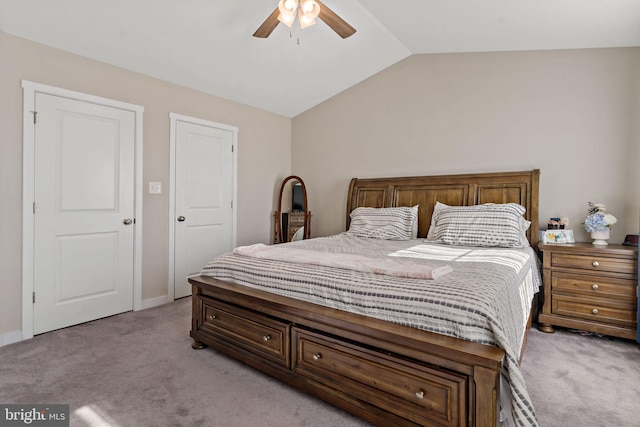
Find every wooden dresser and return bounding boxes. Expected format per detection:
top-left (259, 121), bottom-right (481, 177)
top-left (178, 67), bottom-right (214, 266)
top-left (538, 243), bottom-right (638, 340)
top-left (282, 212), bottom-right (305, 242)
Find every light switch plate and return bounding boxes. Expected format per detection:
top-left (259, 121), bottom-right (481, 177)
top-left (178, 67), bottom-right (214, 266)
top-left (149, 182), bottom-right (162, 194)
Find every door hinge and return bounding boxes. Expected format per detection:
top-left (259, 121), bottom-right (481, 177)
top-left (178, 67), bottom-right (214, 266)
top-left (231, 145), bottom-right (234, 153)
top-left (231, 201), bottom-right (233, 209)
top-left (31, 110), bottom-right (37, 124)
top-left (33, 202), bottom-right (36, 214)
top-left (33, 291), bottom-right (36, 304)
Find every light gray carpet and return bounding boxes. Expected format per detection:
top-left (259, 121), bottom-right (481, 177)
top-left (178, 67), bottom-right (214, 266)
top-left (521, 326), bottom-right (640, 427)
top-left (1, 298), bottom-right (638, 426)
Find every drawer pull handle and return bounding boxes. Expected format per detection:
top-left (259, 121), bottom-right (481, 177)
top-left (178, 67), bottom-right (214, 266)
top-left (592, 284), bottom-right (599, 290)
top-left (592, 308), bottom-right (599, 315)
top-left (312, 353), bottom-right (322, 361)
top-left (262, 335), bottom-right (271, 342)
top-left (415, 390), bottom-right (425, 400)
top-left (208, 314), bottom-right (216, 320)
top-left (592, 261), bottom-right (600, 268)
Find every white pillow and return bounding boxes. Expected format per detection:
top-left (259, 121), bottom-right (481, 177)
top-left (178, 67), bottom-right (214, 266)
top-left (519, 217), bottom-right (532, 247)
top-left (292, 226), bottom-right (304, 242)
top-left (426, 201), bottom-right (449, 240)
top-left (432, 203), bottom-right (527, 248)
top-left (411, 207), bottom-right (419, 239)
top-left (347, 205), bottom-right (418, 241)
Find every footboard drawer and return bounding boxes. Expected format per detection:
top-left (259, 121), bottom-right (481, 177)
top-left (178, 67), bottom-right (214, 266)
top-left (199, 297), bottom-right (290, 367)
top-left (292, 328), bottom-right (466, 427)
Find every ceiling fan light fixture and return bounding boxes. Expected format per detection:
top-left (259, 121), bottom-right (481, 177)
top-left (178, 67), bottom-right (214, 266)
top-left (253, 0), bottom-right (355, 39)
top-left (299, 0), bottom-right (320, 18)
top-left (277, 12), bottom-right (296, 28)
top-left (298, 8), bottom-right (317, 29)
top-left (278, 0), bottom-right (299, 16)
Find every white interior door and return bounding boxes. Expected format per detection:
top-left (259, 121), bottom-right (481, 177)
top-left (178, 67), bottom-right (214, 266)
top-left (173, 118), bottom-right (235, 299)
top-left (33, 93), bottom-right (135, 334)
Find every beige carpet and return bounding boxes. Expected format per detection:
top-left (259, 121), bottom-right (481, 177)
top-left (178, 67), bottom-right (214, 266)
top-left (1, 298), bottom-right (638, 426)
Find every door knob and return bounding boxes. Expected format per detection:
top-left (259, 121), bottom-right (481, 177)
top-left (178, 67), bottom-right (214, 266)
top-left (123, 218), bottom-right (133, 225)
top-left (177, 216), bottom-right (186, 222)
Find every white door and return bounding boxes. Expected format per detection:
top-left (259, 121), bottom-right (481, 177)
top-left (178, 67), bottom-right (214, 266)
top-left (33, 93), bottom-right (135, 334)
top-left (173, 119), bottom-right (235, 299)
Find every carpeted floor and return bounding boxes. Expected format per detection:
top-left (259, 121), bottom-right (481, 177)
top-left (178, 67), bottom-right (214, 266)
top-left (1, 298), bottom-right (638, 426)
top-left (521, 326), bottom-right (640, 427)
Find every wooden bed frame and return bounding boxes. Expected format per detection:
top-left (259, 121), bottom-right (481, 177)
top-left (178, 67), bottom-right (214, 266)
top-left (189, 169), bottom-right (540, 427)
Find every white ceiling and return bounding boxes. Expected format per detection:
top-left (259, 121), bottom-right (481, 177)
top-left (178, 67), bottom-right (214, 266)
top-left (1, 0), bottom-right (639, 117)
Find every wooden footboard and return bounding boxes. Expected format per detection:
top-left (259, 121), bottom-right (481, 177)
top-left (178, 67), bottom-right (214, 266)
top-left (190, 275), bottom-right (505, 427)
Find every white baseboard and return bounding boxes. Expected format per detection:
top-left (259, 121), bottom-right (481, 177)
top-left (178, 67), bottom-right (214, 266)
top-left (140, 295), bottom-right (172, 310)
top-left (2, 297), bottom-right (172, 347)
top-left (0, 330), bottom-right (23, 348)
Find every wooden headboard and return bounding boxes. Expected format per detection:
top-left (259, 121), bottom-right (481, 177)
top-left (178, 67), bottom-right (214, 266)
top-left (346, 169), bottom-right (540, 245)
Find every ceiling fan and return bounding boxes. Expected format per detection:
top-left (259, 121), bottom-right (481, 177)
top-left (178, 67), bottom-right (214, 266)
top-left (253, 0), bottom-right (356, 39)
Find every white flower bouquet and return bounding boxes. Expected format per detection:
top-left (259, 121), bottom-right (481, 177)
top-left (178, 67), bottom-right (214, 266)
top-left (583, 202), bottom-right (617, 232)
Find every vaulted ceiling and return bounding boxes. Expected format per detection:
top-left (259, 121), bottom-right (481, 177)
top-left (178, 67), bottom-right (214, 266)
top-left (1, 0), bottom-right (639, 117)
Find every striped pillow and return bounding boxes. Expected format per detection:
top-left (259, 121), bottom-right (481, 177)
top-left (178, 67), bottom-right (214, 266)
top-left (432, 203), bottom-right (527, 247)
top-left (347, 206), bottom-right (418, 240)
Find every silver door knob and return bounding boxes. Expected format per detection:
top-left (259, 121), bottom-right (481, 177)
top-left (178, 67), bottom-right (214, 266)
top-left (177, 216), bottom-right (186, 222)
top-left (123, 218), bottom-right (133, 225)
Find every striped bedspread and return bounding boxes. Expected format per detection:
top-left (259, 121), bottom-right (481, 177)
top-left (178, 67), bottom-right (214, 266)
top-left (199, 234), bottom-right (542, 427)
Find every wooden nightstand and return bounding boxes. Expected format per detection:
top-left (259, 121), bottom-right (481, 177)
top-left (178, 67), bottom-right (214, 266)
top-left (538, 242), bottom-right (638, 340)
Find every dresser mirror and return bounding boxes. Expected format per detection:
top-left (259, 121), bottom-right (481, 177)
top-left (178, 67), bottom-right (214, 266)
top-left (274, 176), bottom-right (311, 244)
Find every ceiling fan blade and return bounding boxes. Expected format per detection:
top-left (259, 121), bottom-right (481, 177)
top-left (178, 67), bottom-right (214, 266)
top-left (253, 7), bottom-right (280, 38)
top-left (316, 0), bottom-right (356, 39)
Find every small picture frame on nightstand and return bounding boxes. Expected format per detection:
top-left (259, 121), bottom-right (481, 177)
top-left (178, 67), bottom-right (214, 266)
top-left (542, 229), bottom-right (575, 244)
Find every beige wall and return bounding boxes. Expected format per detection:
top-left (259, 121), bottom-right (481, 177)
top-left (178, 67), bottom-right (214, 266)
top-left (293, 48), bottom-right (640, 244)
top-left (0, 32), bottom-right (291, 337)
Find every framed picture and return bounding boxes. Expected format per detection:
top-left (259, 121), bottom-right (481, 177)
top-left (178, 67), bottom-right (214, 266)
top-left (543, 229), bottom-right (575, 244)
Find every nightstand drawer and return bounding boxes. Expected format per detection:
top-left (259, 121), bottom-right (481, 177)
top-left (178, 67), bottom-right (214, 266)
top-left (551, 253), bottom-right (636, 275)
top-left (552, 295), bottom-right (637, 328)
top-left (551, 272), bottom-right (637, 300)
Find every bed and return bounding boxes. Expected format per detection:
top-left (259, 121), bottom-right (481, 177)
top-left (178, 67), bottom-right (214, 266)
top-left (189, 169), bottom-right (541, 427)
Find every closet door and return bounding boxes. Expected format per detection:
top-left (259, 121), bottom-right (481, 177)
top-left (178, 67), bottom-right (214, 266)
top-left (33, 93), bottom-right (135, 334)
top-left (172, 116), bottom-right (236, 299)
